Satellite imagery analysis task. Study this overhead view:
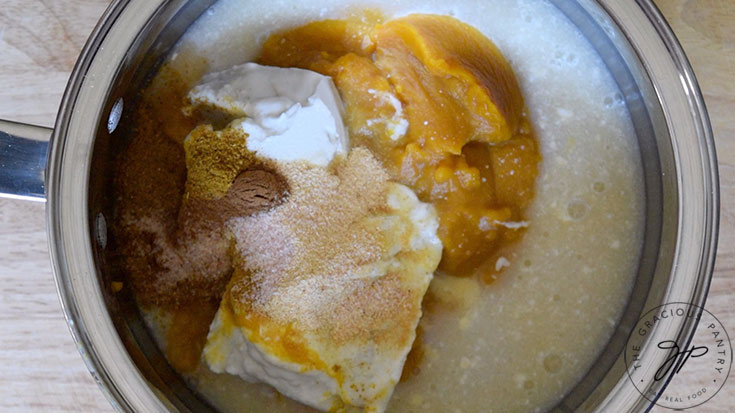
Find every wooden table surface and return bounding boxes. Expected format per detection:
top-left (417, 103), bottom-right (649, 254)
top-left (0, 0), bottom-right (732, 411)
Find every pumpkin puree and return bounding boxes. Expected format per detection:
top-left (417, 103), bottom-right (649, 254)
top-left (260, 14), bottom-right (540, 276)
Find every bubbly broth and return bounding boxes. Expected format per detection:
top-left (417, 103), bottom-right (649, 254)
top-left (144, 0), bottom-right (645, 411)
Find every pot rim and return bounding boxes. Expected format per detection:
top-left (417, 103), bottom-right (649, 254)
top-left (48, 0), bottom-right (175, 410)
top-left (46, 0), bottom-right (719, 412)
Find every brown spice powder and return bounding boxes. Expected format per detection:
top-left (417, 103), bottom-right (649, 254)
top-left (113, 66), bottom-right (286, 310)
top-left (183, 125), bottom-right (259, 200)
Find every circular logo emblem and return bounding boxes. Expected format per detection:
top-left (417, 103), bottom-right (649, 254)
top-left (624, 302), bottom-right (732, 409)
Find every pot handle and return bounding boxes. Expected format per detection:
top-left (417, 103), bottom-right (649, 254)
top-left (0, 119), bottom-right (51, 202)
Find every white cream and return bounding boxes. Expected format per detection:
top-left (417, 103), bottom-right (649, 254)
top-left (189, 63), bottom-right (349, 166)
top-left (204, 311), bottom-right (340, 411)
top-left (203, 182), bottom-right (442, 412)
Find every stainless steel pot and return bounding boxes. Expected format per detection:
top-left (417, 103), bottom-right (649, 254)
top-left (0, 0), bottom-right (718, 411)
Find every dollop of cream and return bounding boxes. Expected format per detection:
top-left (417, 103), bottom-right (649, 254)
top-left (188, 62), bottom-right (348, 166)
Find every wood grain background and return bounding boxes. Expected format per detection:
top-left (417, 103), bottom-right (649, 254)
top-left (0, 0), bottom-right (732, 411)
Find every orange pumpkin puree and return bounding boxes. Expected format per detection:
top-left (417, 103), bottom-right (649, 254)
top-left (259, 13), bottom-right (540, 277)
top-left (165, 301), bottom-right (219, 372)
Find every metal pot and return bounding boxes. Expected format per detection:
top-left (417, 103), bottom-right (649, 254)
top-left (0, 0), bottom-right (718, 411)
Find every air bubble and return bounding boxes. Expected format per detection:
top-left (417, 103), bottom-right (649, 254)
top-left (544, 354), bottom-right (562, 373)
top-left (567, 200), bottom-right (588, 220)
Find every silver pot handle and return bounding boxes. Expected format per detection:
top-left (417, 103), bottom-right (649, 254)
top-left (0, 119), bottom-right (51, 202)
